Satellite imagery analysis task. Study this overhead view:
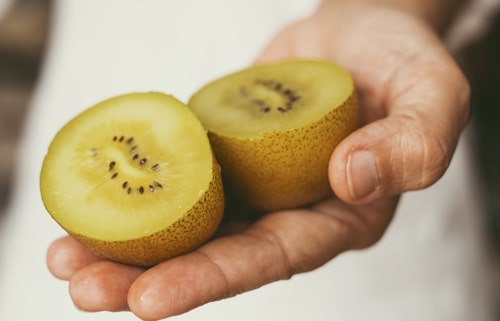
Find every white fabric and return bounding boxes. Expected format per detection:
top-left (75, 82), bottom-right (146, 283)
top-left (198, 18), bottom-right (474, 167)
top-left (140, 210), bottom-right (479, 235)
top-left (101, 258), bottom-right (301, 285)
top-left (0, 1), bottom-right (497, 320)
top-left (0, 0), bottom-right (13, 21)
top-left (447, 0), bottom-right (500, 49)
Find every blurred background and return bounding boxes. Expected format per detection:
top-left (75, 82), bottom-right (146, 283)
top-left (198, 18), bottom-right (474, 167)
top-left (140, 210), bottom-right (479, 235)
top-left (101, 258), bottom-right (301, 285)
top-left (462, 14), bottom-right (500, 248)
top-left (0, 0), bottom-right (50, 212)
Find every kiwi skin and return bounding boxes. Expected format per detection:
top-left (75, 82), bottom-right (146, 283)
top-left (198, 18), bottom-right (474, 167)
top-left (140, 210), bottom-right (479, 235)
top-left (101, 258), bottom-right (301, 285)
top-left (72, 160), bottom-right (224, 267)
top-left (189, 59), bottom-right (360, 212)
top-left (210, 94), bottom-right (358, 211)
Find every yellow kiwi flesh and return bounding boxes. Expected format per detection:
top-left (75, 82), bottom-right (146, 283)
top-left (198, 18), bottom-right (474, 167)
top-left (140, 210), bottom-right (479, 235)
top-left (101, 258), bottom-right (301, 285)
top-left (189, 59), bottom-right (359, 211)
top-left (40, 92), bottom-right (224, 266)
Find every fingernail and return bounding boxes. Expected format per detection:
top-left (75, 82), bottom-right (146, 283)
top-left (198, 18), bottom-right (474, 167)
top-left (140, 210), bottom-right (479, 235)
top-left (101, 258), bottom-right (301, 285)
top-left (347, 150), bottom-right (379, 200)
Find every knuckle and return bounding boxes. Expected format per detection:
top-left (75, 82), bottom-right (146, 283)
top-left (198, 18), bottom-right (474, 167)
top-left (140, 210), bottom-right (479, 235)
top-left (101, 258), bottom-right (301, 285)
top-left (419, 130), bottom-right (452, 187)
top-left (391, 112), bottom-right (453, 191)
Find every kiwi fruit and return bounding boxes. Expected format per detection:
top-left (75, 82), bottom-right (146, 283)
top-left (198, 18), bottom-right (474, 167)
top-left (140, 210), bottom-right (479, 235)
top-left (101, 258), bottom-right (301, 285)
top-left (188, 59), bottom-right (359, 211)
top-left (40, 92), bottom-right (224, 267)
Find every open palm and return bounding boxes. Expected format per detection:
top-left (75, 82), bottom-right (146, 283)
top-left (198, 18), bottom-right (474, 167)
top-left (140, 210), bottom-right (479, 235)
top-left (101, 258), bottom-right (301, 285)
top-left (47, 4), bottom-right (469, 321)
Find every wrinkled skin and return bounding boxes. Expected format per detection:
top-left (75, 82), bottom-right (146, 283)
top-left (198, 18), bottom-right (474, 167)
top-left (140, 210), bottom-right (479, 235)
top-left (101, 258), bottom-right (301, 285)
top-left (47, 3), bottom-right (469, 320)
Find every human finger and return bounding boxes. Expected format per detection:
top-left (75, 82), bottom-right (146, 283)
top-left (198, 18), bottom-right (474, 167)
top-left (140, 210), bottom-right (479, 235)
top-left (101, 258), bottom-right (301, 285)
top-left (253, 12), bottom-right (470, 204)
top-left (68, 261), bottom-right (144, 312)
top-left (46, 235), bottom-right (100, 280)
top-left (330, 48), bottom-right (470, 203)
top-left (127, 197), bottom-right (397, 320)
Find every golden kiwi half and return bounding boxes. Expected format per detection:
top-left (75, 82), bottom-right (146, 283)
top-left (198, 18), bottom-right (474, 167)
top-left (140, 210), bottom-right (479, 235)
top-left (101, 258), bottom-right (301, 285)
top-left (189, 59), bottom-right (360, 211)
top-left (40, 92), bottom-right (224, 267)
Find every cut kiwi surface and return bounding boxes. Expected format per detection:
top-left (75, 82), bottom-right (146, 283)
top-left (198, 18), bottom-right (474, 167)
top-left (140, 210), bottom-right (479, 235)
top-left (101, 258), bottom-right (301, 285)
top-left (40, 92), bottom-right (224, 266)
top-left (189, 59), bottom-right (360, 211)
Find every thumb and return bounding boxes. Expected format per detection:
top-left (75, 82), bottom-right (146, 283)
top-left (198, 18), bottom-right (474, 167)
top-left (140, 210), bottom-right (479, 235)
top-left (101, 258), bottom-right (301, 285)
top-left (329, 67), bottom-right (470, 204)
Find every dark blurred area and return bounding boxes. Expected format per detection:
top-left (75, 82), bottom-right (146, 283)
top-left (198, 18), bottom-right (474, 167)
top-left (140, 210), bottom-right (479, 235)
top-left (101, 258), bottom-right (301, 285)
top-left (462, 14), bottom-right (500, 249)
top-left (0, 0), bottom-right (51, 212)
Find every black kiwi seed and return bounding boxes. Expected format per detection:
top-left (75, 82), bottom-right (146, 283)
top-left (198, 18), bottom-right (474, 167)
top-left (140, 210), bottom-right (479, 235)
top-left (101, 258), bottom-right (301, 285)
top-left (240, 86), bottom-right (249, 96)
top-left (252, 99), bottom-right (265, 107)
top-left (107, 136), bottom-right (162, 195)
top-left (243, 79), bottom-right (301, 113)
top-left (107, 135), bottom-right (163, 195)
top-left (255, 79), bottom-right (273, 87)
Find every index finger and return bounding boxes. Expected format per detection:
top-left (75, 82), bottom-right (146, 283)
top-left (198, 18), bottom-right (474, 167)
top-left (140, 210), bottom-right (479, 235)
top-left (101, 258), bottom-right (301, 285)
top-left (126, 197), bottom-right (397, 320)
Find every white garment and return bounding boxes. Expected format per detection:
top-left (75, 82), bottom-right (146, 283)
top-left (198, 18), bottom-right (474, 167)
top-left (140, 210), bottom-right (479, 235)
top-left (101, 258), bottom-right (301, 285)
top-left (447, 0), bottom-right (500, 50)
top-left (0, 1), bottom-right (497, 320)
top-left (0, 0), bottom-right (13, 21)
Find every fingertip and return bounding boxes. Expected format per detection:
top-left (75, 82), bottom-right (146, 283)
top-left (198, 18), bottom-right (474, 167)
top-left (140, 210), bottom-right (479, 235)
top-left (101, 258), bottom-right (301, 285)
top-left (330, 110), bottom-right (458, 204)
top-left (128, 260), bottom-right (193, 321)
top-left (128, 275), bottom-right (166, 321)
top-left (345, 149), bottom-right (380, 200)
top-left (128, 251), bottom-right (233, 320)
top-left (329, 129), bottom-right (383, 204)
top-left (46, 236), bottom-right (99, 280)
top-left (69, 261), bottom-right (143, 313)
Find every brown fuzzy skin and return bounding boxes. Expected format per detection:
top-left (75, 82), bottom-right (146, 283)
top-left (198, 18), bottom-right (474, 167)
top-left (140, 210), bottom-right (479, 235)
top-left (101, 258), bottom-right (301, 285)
top-left (209, 93), bottom-right (359, 212)
top-left (71, 160), bottom-right (224, 267)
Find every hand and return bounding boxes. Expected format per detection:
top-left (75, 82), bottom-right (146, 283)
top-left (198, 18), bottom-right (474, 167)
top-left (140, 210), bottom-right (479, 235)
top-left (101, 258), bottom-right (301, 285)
top-left (46, 3), bottom-right (470, 320)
